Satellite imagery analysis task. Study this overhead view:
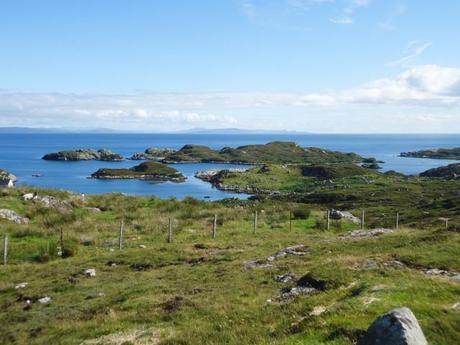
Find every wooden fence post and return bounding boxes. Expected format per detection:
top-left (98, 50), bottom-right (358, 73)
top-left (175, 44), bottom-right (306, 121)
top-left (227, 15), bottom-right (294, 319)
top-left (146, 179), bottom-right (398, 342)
top-left (253, 211), bottom-right (258, 234)
top-left (212, 214), bottom-right (217, 239)
top-left (289, 211), bottom-right (292, 232)
top-left (60, 228), bottom-right (64, 256)
top-left (327, 210), bottom-right (330, 230)
top-left (361, 209), bottom-right (365, 230)
top-left (3, 234), bottom-right (7, 266)
top-left (168, 218), bottom-right (173, 243)
top-left (119, 220), bottom-right (124, 250)
top-left (396, 212), bottom-right (399, 230)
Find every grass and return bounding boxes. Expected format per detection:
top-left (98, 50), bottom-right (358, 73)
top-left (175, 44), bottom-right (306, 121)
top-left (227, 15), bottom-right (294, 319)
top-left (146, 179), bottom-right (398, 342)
top-left (0, 187), bottom-right (459, 344)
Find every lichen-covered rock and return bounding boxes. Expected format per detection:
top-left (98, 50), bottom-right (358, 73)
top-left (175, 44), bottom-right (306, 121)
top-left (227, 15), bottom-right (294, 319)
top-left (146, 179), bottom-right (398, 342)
top-left (330, 209), bottom-right (361, 224)
top-left (0, 208), bottom-right (29, 224)
top-left (358, 307), bottom-right (428, 345)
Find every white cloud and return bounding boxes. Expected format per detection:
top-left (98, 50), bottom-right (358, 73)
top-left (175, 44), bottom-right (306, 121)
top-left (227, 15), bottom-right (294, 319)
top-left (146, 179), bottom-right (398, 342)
top-left (388, 40), bottom-right (432, 67)
top-left (329, 16), bottom-right (353, 24)
top-left (1, 65), bottom-right (459, 132)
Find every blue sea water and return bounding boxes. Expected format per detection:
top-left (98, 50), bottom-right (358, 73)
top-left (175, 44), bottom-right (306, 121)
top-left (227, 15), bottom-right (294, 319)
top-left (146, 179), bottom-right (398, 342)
top-left (0, 133), bottom-right (459, 199)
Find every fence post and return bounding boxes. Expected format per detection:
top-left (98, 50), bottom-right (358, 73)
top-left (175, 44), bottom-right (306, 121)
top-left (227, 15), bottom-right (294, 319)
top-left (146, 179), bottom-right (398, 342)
top-left (119, 219), bottom-right (124, 250)
top-left (212, 214), bottom-right (217, 239)
top-left (253, 211), bottom-right (258, 234)
top-left (327, 210), bottom-right (330, 230)
top-left (361, 209), bottom-right (365, 230)
top-left (445, 218), bottom-right (449, 229)
top-left (289, 211), bottom-right (292, 232)
top-left (396, 212), bottom-right (399, 230)
top-left (168, 218), bottom-right (173, 243)
top-left (60, 228), bottom-right (64, 256)
top-left (3, 234), bottom-right (7, 266)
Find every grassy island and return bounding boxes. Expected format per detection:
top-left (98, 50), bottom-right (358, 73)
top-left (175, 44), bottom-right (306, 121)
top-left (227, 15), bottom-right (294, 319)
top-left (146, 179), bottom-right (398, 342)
top-left (162, 141), bottom-right (369, 164)
top-left (91, 162), bottom-right (186, 182)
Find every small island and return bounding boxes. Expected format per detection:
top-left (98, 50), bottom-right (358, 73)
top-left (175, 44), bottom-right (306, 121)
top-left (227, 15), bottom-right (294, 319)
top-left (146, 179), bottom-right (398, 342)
top-left (91, 161), bottom-right (186, 182)
top-left (400, 147), bottom-right (460, 160)
top-left (42, 148), bottom-right (124, 161)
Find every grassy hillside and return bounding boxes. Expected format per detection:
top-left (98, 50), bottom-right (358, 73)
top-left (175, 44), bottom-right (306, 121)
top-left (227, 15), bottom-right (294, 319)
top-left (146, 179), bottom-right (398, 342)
top-left (0, 187), bottom-right (459, 345)
top-left (163, 142), bottom-right (367, 164)
top-left (206, 164), bottom-right (460, 228)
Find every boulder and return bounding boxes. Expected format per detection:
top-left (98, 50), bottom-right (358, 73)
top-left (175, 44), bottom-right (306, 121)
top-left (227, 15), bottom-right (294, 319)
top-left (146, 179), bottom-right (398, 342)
top-left (330, 209), bottom-right (361, 224)
top-left (84, 268), bottom-right (96, 277)
top-left (0, 209), bottom-right (29, 224)
top-left (358, 307), bottom-right (428, 345)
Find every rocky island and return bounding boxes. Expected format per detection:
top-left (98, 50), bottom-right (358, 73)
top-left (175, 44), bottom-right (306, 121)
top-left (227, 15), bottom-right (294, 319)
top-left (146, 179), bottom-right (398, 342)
top-left (42, 148), bottom-right (124, 161)
top-left (91, 161), bottom-right (186, 182)
top-left (400, 147), bottom-right (460, 160)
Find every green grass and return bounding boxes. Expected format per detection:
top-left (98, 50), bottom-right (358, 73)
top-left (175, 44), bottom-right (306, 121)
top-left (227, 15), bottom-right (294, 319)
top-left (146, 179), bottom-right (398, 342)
top-left (0, 187), bottom-right (459, 344)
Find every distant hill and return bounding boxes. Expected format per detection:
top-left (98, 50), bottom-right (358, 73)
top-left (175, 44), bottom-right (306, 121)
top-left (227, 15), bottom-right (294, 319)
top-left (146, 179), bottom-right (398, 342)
top-left (178, 128), bottom-right (310, 135)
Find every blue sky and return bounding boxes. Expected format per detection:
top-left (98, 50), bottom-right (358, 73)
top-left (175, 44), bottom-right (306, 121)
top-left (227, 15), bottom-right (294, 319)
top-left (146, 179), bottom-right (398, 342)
top-left (1, 0), bottom-right (460, 132)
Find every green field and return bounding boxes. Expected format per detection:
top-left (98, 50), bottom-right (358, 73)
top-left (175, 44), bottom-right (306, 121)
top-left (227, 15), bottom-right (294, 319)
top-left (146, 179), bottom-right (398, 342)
top-left (0, 187), bottom-right (459, 345)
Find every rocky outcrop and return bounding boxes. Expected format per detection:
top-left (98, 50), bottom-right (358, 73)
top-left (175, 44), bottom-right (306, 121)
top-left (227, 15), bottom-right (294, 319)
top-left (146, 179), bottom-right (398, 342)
top-left (345, 228), bottom-right (393, 238)
top-left (42, 148), bottom-right (124, 161)
top-left (400, 147), bottom-right (460, 160)
top-left (22, 193), bottom-right (72, 209)
top-left (0, 169), bottom-right (16, 188)
top-left (358, 307), bottom-right (428, 345)
top-left (129, 148), bottom-right (176, 160)
top-left (194, 168), bottom-right (247, 182)
top-left (0, 209), bottom-right (29, 224)
top-left (420, 163), bottom-right (460, 180)
top-left (330, 209), bottom-right (361, 224)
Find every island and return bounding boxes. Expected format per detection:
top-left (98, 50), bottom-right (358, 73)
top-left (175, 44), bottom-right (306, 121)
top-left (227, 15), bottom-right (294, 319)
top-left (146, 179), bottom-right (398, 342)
top-left (420, 163), bottom-right (460, 180)
top-left (162, 141), bottom-right (370, 164)
top-left (42, 148), bottom-right (124, 161)
top-left (400, 147), bottom-right (460, 160)
top-left (129, 147), bottom-right (176, 160)
top-left (91, 161), bottom-right (186, 182)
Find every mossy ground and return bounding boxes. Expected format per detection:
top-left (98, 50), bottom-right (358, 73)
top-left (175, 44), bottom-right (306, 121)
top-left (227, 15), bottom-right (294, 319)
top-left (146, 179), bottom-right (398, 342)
top-left (0, 187), bottom-right (459, 345)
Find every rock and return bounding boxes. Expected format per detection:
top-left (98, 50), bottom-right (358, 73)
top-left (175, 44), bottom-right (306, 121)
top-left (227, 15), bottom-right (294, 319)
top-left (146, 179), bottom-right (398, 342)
top-left (244, 260), bottom-right (275, 269)
top-left (0, 209), bottom-right (29, 224)
top-left (85, 207), bottom-right (101, 212)
top-left (280, 286), bottom-right (316, 301)
top-left (450, 275), bottom-right (460, 283)
top-left (84, 268), bottom-right (96, 277)
top-left (15, 282), bottom-right (28, 289)
top-left (275, 273), bottom-right (296, 283)
top-left (0, 169), bottom-right (16, 188)
top-left (425, 268), bottom-right (449, 275)
top-left (346, 228), bottom-right (393, 238)
top-left (330, 209), bottom-right (361, 224)
top-left (310, 305), bottom-right (326, 316)
top-left (383, 260), bottom-right (405, 268)
top-left (452, 302), bottom-right (460, 310)
top-left (23, 193), bottom-right (71, 209)
top-left (139, 244), bottom-right (146, 249)
top-left (358, 307), bottom-right (428, 345)
top-left (38, 296), bottom-right (51, 304)
top-left (267, 245), bottom-right (305, 261)
top-left (129, 147), bottom-right (176, 160)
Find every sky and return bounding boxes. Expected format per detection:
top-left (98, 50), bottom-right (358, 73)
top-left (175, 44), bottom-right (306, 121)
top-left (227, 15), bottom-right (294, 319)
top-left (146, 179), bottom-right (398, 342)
top-left (0, 0), bottom-right (460, 133)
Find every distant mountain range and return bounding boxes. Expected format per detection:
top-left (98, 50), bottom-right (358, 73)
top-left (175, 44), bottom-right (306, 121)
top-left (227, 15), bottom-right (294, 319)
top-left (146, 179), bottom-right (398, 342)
top-left (0, 127), bottom-right (310, 135)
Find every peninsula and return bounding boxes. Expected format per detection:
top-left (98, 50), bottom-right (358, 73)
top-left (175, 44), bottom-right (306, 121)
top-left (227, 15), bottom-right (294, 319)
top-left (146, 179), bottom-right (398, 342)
top-left (400, 147), bottom-right (460, 160)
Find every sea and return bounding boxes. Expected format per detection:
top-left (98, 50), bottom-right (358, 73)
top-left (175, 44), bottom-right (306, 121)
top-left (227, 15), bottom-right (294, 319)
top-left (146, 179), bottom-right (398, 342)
top-left (0, 133), bottom-right (459, 200)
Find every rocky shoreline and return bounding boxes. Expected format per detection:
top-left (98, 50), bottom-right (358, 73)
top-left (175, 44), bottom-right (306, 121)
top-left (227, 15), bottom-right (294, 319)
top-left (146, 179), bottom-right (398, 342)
top-left (42, 148), bottom-right (124, 161)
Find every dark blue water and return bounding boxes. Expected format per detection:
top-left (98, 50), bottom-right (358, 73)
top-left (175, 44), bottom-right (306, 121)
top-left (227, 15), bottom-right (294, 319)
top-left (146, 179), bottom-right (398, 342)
top-left (0, 133), bottom-right (459, 199)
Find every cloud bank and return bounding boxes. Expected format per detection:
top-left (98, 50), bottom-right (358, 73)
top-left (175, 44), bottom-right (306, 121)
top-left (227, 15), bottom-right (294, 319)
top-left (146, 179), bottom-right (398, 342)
top-left (1, 65), bottom-right (459, 132)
